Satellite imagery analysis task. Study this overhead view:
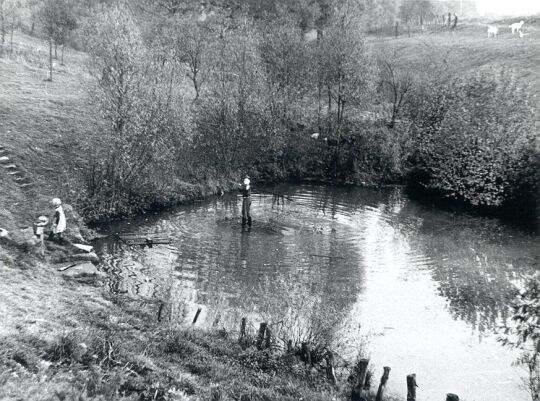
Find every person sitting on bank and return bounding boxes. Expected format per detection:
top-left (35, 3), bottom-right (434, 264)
top-left (239, 175), bottom-right (252, 226)
top-left (50, 198), bottom-right (66, 243)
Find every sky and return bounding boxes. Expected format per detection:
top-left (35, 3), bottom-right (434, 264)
top-left (474, 0), bottom-right (540, 16)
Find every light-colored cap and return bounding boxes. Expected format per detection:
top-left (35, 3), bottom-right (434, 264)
top-left (38, 215), bottom-right (48, 222)
top-left (51, 198), bottom-right (62, 206)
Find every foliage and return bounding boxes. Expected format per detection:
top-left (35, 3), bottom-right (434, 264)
top-left (362, 0), bottom-right (399, 28)
top-left (406, 69), bottom-right (539, 214)
top-left (38, 0), bottom-right (77, 44)
top-left (398, 0), bottom-right (434, 25)
top-left (500, 273), bottom-right (540, 400)
top-left (2, 0), bottom-right (21, 52)
top-left (79, 6), bottom-right (184, 220)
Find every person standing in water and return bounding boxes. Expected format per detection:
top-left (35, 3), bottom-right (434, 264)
top-left (50, 198), bottom-right (66, 243)
top-left (239, 175), bottom-right (252, 226)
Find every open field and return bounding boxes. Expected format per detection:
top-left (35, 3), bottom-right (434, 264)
top-left (372, 17), bottom-right (540, 95)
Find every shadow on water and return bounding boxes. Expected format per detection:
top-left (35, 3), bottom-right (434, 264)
top-left (93, 184), bottom-right (539, 401)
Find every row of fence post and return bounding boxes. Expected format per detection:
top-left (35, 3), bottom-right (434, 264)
top-left (236, 319), bottom-right (462, 401)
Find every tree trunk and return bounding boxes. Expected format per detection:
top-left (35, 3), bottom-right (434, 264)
top-left (9, 26), bottom-right (13, 54)
top-left (0, 5), bottom-right (4, 44)
top-left (48, 38), bottom-right (53, 81)
top-left (54, 41), bottom-right (57, 59)
top-left (193, 75), bottom-right (199, 100)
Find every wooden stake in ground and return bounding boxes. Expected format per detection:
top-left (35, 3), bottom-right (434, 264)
top-left (351, 358), bottom-right (369, 401)
top-left (48, 37), bottom-right (53, 81)
top-left (192, 307), bottom-right (202, 324)
top-left (406, 374), bottom-right (417, 401)
top-left (264, 326), bottom-right (272, 349)
top-left (376, 366), bottom-right (391, 401)
top-left (301, 342), bottom-right (312, 365)
top-left (325, 351), bottom-right (337, 385)
top-left (287, 339), bottom-right (293, 353)
top-left (256, 322), bottom-right (267, 350)
top-left (239, 317), bottom-right (246, 343)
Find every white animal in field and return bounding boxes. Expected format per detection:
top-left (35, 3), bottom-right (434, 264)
top-left (509, 21), bottom-right (525, 34)
top-left (310, 132), bottom-right (320, 139)
top-left (487, 26), bottom-right (499, 38)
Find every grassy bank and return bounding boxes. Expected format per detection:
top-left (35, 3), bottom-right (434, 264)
top-left (0, 260), bottom-right (341, 401)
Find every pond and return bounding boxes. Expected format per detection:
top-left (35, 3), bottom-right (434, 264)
top-left (93, 184), bottom-right (539, 401)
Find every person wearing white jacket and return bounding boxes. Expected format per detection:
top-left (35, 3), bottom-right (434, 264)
top-left (51, 198), bottom-right (66, 243)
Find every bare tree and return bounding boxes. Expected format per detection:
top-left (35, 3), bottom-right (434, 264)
top-left (173, 18), bottom-right (213, 101)
top-left (38, 0), bottom-right (76, 80)
top-left (379, 59), bottom-right (413, 128)
top-left (316, 1), bottom-right (375, 177)
top-left (82, 4), bottom-right (181, 216)
top-left (0, 0), bottom-right (5, 45)
top-left (4, 0), bottom-right (20, 54)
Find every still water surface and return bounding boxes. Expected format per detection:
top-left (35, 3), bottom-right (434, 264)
top-left (94, 185), bottom-right (539, 401)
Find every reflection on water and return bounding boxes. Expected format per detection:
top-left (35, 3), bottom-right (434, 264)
top-left (94, 185), bottom-right (539, 401)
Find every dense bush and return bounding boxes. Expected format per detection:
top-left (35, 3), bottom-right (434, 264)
top-left (406, 70), bottom-right (539, 215)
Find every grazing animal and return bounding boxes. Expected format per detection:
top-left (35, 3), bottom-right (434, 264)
top-left (509, 21), bottom-right (525, 34)
top-left (310, 133), bottom-right (320, 140)
top-left (487, 26), bottom-right (499, 38)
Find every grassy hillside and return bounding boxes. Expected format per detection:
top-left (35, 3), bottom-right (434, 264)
top-left (0, 33), bottom-right (96, 233)
top-left (372, 17), bottom-right (540, 95)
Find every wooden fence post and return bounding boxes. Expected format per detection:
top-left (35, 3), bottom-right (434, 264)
top-left (264, 326), bottom-right (272, 349)
top-left (239, 317), bottom-right (246, 343)
top-left (364, 370), bottom-right (372, 393)
top-left (406, 374), bottom-right (417, 401)
top-left (287, 339), bottom-right (293, 353)
top-left (192, 307), bottom-right (202, 324)
top-left (446, 394), bottom-right (459, 401)
top-left (325, 351), bottom-right (337, 385)
top-left (157, 302), bottom-right (164, 322)
top-left (375, 366), bottom-right (391, 401)
top-left (351, 358), bottom-right (369, 401)
top-left (301, 342), bottom-right (312, 365)
top-left (256, 323), bottom-right (267, 350)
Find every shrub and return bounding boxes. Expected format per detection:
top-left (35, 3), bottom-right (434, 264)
top-left (500, 273), bottom-right (540, 401)
top-left (406, 69), bottom-right (539, 216)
